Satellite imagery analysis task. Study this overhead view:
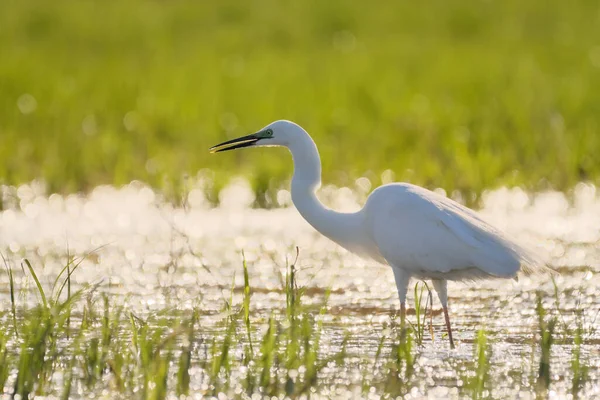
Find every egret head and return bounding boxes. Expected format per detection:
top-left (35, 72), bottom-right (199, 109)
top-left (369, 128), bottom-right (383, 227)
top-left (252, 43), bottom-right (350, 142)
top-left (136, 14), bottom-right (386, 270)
top-left (209, 120), bottom-right (305, 153)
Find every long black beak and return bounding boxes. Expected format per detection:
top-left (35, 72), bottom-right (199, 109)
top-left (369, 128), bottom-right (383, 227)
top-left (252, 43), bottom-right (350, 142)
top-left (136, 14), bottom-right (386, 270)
top-left (209, 133), bottom-right (260, 153)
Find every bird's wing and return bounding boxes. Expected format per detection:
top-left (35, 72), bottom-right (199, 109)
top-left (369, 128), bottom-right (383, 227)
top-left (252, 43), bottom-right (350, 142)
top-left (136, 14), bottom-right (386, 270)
top-left (366, 185), bottom-right (545, 279)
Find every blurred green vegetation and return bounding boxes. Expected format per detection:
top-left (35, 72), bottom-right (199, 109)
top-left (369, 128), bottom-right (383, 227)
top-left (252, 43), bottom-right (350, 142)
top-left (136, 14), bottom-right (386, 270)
top-left (1, 0), bottom-right (599, 202)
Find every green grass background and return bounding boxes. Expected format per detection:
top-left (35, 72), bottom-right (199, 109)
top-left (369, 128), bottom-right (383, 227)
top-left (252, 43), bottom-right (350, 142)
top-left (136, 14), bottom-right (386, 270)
top-left (1, 0), bottom-right (599, 203)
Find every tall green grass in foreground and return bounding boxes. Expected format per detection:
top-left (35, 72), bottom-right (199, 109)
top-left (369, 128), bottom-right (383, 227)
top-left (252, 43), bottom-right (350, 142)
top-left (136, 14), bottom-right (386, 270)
top-left (0, 254), bottom-right (594, 398)
top-left (1, 0), bottom-right (600, 201)
top-left (0, 255), bottom-right (415, 398)
top-left (535, 293), bottom-right (557, 395)
top-left (462, 328), bottom-right (491, 400)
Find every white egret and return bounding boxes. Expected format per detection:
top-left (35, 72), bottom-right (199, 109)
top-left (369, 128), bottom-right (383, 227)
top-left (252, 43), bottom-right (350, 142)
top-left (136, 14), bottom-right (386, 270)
top-left (210, 120), bottom-right (553, 348)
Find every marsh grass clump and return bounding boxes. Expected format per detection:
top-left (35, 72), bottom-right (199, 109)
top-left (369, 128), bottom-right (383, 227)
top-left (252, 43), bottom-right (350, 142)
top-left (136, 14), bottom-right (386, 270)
top-left (570, 313), bottom-right (589, 400)
top-left (411, 281), bottom-right (433, 346)
top-left (236, 252), bottom-right (341, 397)
top-left (463, 328), bottom-right (491, 400)
top-left (535, 292), bottom-right (557, 395)
top-left (383, 322), bottom-right (416, 396)
top-left (10, 258), bottom-right (88, 399)
top-left (557, 285), bottom-right (592, 400)
top-left (0, 255), bottom-right (193, 398)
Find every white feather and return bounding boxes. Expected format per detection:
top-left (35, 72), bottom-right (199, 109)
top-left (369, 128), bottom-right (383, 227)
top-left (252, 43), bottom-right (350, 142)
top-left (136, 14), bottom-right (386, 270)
top-left (364, 183), bottom-right (550, 280)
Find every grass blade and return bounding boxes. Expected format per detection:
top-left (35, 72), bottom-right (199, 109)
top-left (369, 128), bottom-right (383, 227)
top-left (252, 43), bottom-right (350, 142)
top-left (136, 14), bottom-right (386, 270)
top-left (23, 258), bottom-right (47, 309)
top-left (242, 251), bottom-right (253, 355)
top-left (2, 253), bottom-right (19, 338)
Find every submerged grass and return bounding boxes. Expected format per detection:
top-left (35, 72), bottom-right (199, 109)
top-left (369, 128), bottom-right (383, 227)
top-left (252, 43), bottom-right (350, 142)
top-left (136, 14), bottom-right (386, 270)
top-left (0, 254), bottom-right (596, 398)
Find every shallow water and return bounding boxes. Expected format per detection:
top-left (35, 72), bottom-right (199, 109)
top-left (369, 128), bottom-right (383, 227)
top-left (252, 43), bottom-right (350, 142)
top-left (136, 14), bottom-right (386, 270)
top-left (1, 179), bottom-right (599, 398)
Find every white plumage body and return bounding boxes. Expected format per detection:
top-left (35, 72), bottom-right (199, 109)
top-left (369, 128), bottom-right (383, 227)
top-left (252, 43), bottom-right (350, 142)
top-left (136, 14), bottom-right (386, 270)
top-left (362, 182), bottom-right (540, 280)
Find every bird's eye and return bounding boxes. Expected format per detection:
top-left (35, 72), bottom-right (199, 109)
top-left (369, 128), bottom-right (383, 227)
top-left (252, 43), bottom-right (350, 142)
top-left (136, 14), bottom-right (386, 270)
top-left (266, 129), bottom-right (273, 137)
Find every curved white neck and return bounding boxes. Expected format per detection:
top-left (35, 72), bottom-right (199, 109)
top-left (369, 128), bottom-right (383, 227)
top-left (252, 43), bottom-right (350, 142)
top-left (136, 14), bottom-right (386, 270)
top-left (288, 135), bottom-right (363, 251)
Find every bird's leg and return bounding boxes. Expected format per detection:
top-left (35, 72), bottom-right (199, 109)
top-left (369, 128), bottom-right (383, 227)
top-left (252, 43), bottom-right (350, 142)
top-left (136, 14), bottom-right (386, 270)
top-left (432, 279), bottom-right (455, 349)
top-left (400, 301), bottom-right (406, 327)
top-left (392, 268), bottom-right (410, 328)
top-left (443, 306), bottom-right (455, 349)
